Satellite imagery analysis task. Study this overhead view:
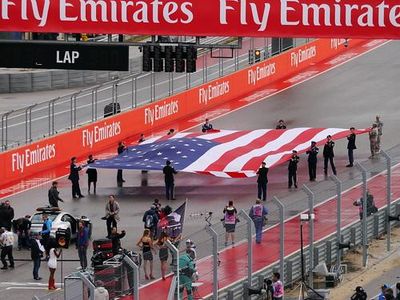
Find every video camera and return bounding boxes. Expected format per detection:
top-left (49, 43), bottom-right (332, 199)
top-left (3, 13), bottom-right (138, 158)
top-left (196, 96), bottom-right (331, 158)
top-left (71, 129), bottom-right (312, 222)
top-left (248, 278), bottom-right (274, 296)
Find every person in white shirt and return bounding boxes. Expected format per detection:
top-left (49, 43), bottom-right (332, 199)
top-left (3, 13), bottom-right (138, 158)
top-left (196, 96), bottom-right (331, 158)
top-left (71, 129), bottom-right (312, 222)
top-left (0, 227), bottom-right (14, 269)
top-left (47, 246), bottom-right (62, 290)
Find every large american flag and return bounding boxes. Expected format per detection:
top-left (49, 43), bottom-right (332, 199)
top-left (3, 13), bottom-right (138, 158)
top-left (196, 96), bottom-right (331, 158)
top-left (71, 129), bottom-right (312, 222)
top-left (93, 128), bottom-right (369, 178)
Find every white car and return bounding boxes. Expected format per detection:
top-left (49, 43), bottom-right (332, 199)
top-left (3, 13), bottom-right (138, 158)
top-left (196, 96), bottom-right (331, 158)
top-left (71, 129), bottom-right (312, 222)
top-left (30, 208), bottom-right (92, 244)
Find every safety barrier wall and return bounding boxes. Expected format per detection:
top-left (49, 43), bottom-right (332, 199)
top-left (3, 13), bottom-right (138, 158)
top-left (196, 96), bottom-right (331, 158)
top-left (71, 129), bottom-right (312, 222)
top-left (218, 200), bottom-right (400, 300)
top-left (0, 38), bottom-right (367, 188)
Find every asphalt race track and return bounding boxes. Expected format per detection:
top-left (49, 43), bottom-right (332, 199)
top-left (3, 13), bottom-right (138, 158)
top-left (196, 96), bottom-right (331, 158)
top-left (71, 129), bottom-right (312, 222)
top-left (1, 40), bottom-right (400, 299)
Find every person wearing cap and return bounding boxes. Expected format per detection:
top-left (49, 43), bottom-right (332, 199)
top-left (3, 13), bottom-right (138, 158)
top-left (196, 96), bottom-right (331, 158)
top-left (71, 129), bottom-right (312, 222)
top-left (48, 181), bottom-right (64, 208)
top-left (163, 160), bottom-right (178, 200)
top-left (249, 199), bottom-right (268, 244)
top-left (346, 127), bottom-right (357, 167)
top-left (323, 135), bottom-right (337, 176)
top-left (288, 150), bottom-right (299, 188)
top-left (201, 119), bottom-right (213, 133)
top-left (30, 232), bottom-right (45, 280)
top-left (68, 157), bottom-right (84, 199)
top-left (351, 286), bottom-right (367, 300)
top-left (276, 120), bottom-right (287, 129)
top-left (143, 205), bottom-right (159, 239)
top-left (306, 141), bottom-right (319, 181)
top-left (256, 162), bottom-right (269, 201)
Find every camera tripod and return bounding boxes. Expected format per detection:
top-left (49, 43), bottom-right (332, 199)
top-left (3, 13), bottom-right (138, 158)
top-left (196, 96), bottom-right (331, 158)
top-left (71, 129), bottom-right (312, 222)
top-left (293, 222), bottom-right (324, 300)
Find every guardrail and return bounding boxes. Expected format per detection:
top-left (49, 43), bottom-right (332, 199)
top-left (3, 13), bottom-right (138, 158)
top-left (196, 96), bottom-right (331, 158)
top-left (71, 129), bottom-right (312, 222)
top-left (0, 37), bottom-right (308, 151)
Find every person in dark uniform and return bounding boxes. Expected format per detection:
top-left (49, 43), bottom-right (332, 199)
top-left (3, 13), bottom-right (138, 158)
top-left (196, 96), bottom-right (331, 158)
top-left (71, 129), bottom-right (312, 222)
top-left (202, 119), bottom-right (213, 132)
top-left (306, 141), bottom-right (319, 181)
top-left (276, 120), bottom-right (287, 129)
top-left (48, 181), bottom-right (64, 207)
top-left (68, 157), bottom-right (84, 198)
top-left (86, 155), bottom-right (98, 194)
top-left (138, 133), bottom-right (145, 143)
top-left (256, 162), bottom-right (269, 201)
top-left (30, 232), bottom-right (45, 280)
top-left (117, 142), bottom-right (126, 184)
top-left (288, 150), bottom-right (299, 188)
top-left (163, 160), bottom-right (177, 200)
top-left (167, 129), bottom-right (175, 135)
top-left (346, 127), bottom-right (357, 167)
top-left (323, 135), bottom-right (337, 176)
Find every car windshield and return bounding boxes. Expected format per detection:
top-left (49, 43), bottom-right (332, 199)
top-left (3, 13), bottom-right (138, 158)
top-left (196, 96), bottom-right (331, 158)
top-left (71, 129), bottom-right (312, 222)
top-left (31, 213), bottom-right (58, 224)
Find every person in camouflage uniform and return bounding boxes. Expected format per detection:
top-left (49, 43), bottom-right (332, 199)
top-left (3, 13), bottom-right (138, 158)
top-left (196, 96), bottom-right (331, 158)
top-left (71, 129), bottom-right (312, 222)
top-left (374, 115), bottom-right (383, 153)
top-left (369, 124), bottom-right (379, 158)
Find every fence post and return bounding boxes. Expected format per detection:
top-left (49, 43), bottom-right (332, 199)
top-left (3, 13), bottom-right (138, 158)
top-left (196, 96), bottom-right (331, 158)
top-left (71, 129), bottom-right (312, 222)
top-left (165, 240), bottom-right (179, 300)
top-left (1, 111), bottom-right (13, 151)
top-left (205, 225), bottom-right (219, 300)
top-left (330, 175), bottom-right (342, 275)
top-left (356, 162), bottom-right (368, 267)
top-left (77, 272), bottom-right (96, 300)
top-left (381, 150), bottom-right (392, 252)
top-left (302, 185), bottom-right (315, 288)
top-left (272, 196), bottom-right (285, 287)
top-left (123, 255), bottom-right (140, 300)
top-left (239, 209), bottom-right (253, 285)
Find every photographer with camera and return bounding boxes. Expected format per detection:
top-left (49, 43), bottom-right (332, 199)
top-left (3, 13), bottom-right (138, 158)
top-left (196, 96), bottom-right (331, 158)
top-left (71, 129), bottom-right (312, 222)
top-left (178, 251), bottom-right (196, 300)
top-left (248, 278), bottom-right (274, 299)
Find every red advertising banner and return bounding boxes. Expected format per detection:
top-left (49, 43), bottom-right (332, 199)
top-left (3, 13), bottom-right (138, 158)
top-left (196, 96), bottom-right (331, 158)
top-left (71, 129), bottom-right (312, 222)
top-left (0, 0), bottom-right (400, 38)
top-left (0, 38), bottom-right (368, 188)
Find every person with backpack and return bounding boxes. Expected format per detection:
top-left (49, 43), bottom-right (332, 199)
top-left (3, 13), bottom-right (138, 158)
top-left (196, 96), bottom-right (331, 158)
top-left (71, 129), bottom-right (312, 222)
top-left (223, 201), bottom-right (238, 247)
top-left (249, 199), bottom-right (268, 244)
top-left (142, 206), bottom-right (159, 239)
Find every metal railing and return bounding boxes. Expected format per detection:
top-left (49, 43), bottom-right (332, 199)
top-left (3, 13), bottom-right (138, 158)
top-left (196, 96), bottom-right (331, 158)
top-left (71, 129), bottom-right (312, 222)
top-left (1, 38), bottom-right (310, 151)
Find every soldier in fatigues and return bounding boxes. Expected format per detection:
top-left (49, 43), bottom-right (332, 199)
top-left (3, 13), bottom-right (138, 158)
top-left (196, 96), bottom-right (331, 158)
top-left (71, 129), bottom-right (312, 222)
top-left (306, 141), bottom-right (319, 181)
top-left (288, 150), bottom-right (299, 188)
top-left (369, 124), bottom-right (379, 158)
top-left (374, 115), bottom-right (383, 153)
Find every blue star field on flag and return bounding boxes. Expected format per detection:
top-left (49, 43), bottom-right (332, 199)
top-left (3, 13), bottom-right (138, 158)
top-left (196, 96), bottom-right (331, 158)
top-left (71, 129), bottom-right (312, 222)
top-left (93, 137), bottom-right (217, 170)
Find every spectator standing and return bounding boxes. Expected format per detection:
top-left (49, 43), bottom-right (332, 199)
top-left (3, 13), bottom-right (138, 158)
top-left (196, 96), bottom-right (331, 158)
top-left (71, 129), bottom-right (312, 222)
top-left (48, 181), bottom-right (64, 208)
top-left (347, 127), bottom-right (357, 167)
top-left (15, 215), bottom-right (31, 250)
top-left (143, 206), bottom-right (159, 239)
top-left (0, 227), bottom-right (14, 269)
top-left (0, 200), bottom-right (14, 230)
top-left (223, 201), bottom-right (237, 247)
top-left (288, 150), bottom-right (299, 188)
top-left (323, 135), bottom-right (337, 176)
top-left (40, 214), bottom-right (52, 254)
top-left (306, 141), bottom-right (319, 181)
top-left (110, 227), bottom-right (126, 255)
top-left (276, 120), bottom-right (287, 129)
top-left (378, 284), bottom-right (389, 300)
top-left (156, 231), bottom-right (169, 280)
top-left (68, 157), bottom-right (84, 198)
top-left (30, 233), bottom-right (44, 280)
top-left (47, 246), bottom-right (61, 290)
top-left (369, 124), bottom-right (379, 158)
top-left (201, 119), bottom-right (213, 132)
top-left (249, 199), bottom-right (268, 244)
top-left (117, 142), bottom-right (126, 184)
top-left (104, 195), bottom-right (120, 238)
top-left (136, 229), bottom-right (154, 280)
top-left (76, 220), bottom-right (89, 271)
top-left (256, 162), bottom-right (268, 201)
top-left (272, 272), bottom-right (284, 300)
top-left (375, 115), bottom-right (383, 152)
top-left (86, 155), bottom-right (98, 194)
top-left (163, 160), bottom-right (177, 200)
